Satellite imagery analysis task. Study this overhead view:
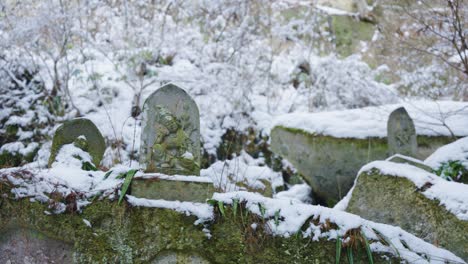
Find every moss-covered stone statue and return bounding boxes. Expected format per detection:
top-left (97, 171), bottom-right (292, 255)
top-left (148, 105), bottom-right (199, 174)
top-left (140, 84), bottom-right (200, 175)
top-left (48, 118), bottom-right (106, 168)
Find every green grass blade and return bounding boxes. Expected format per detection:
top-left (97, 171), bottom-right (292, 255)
top-left (347, 248), bottom-right (354, 264)
top-left (103, 170), bottom-right (113, 180)
top-left (118, 169), bottom-right (137, 205)
top-left (218, 200), bottom-right (226, 217)
top-left (233, 199), bottom-right (239, 217)
top-left (361, 230), bottom-right (374, 264)
top-left (336, 237), bottom-right (342, 264)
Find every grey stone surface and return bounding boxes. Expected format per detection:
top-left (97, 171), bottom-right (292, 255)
top-left (140, 84), bottom-right (200, 175)
top-left (270, 126), bottom-right (453, 206)
top-left (270, 126), bottom-right (389, 206)
top-left (131, 176), bottom-right (215, 202)
top-left (387, 107), bottom-right (417, 157)
top-left (0, 228), bottom-right (73, 263)
top-left (48, 118), bottom-right (106, 168)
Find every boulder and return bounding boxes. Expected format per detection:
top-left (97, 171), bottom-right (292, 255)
top-left (343, 161), bottom-right (468, 261)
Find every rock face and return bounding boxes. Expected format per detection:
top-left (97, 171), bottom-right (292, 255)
top-left (346, 165), bottom-right (468, 261)
top-left (140, 84), bottom-right (200, 176)
top-left (48, 118), bottom-right (106, 167)
top-left (0, 228), bottom-right (73, 263)
top-left (387, 107), bottom-right (417, 157)
top-left (0, 196), bottom-right (400, 263)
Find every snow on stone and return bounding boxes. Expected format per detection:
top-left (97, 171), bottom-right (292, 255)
top-left (274, 184), bottom-right (312, 204)
top-left (135, 173), bottom-right (213, 183)
top-left (201, 151), bottom-right (283, 192)
top-left (425, 136), bottom-right (468, 169)
top-left (337, 160), bottom-right (468, 221)
top-left (272, 100), bottom-right (468, 139)
top-left (126, 195), bottom-right (214, 224)
top-left (213, 191), bottom-right (464, 264)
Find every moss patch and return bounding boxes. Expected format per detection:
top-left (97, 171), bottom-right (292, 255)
top-left (0, 187), bottom-right (399, 263)
top-left (347, 170), bottom-right (468, 261)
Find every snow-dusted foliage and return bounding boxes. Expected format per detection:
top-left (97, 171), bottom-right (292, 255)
top-left (0, 0), bottom-right (402, 167)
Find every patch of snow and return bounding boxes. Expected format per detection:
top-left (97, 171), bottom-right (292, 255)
top-left (425, 136), bottom-right (468, 169)
top-left (135, 173), bottom-right (213, 183)
top-left (83, 219), bottom-right (92, 228)
top-left (275, 184), bottom-right (312, 204)
top-left (272, 100), bottom-right (468, 139)
top-left (201, 151), bottom-right (283, 192)
top-left (126, 195), bottom-right (213, 225)
top-left (315, 5), bottom-right (353, 15)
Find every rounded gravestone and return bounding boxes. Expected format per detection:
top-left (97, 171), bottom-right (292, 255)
top-left (140, 83), bottom-right (200, 175)
top-left (48, 118), bottom-right (106, 167)
top-left (387, 107), bottom-right (417, 157)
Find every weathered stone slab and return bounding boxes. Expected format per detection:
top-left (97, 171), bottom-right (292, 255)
top-left (0, 228), bottom-right (73, 263)
top-left (131, 174), bottom-right (215, 203)
top-left (386, 154), bottom-right (433, 172)
top-left (387, 107), bottom-right (417, 157)
top-left (140, 84), bottom-right (200, 175)
top-left (346, 165), bottom-right (468, 261)
top-left (48, 118), bottom-right (106, 167)
top-left (270, 126), bottom-right (388, 206)
top-left (270, 126), bottom-right (454, 206)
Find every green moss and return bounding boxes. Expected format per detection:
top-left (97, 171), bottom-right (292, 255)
top-left (332, 16), bottom-right (375, 57)
top-left (0, 151), bottom-right (23, 168)
top-left (48, 119), bottom-right (106, 168)
top-left (347, 171), bottom-right (468, 260)
top-left (0, 189), bottom-right (400, 263)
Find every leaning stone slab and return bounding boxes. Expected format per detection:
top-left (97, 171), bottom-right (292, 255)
top-left (387, 107), bottom-right (417, 157)
top-left (344, 161), bottom-right (468, 261)
top-left (140, 83), bottom-right (200, 176)
top-left (131, 174), bottom-right (215, 203)
top-left (386, 154), bottom-right (433, 172)
top-left (48, 118), bottom-right (106, 167)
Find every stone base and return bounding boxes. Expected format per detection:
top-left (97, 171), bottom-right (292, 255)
top-left (131, 174), bottom-right (216, 203)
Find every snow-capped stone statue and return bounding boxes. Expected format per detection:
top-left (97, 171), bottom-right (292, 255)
top-left (48, 118), bottom-right (106, 168)
top-left (387, 107), bottom-right (417, 157)
top-left (140, 83), bottom-right (200, 175)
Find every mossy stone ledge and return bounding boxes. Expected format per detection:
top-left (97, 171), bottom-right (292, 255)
top-left (346, 167), bottom-right (468, 261)
top-left (0, 186), bottom-right (400, 263)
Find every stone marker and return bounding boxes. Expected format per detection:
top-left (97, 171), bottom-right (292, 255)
top-left (139, 83), bottom-right (200, 175)
top-left (48, 118), bottom-right (106, 167)
top-left (387, 107), bottom-right (417, 157)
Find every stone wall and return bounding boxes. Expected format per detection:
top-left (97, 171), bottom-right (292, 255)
top-left (0, 187), bottom-right (399, 263)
